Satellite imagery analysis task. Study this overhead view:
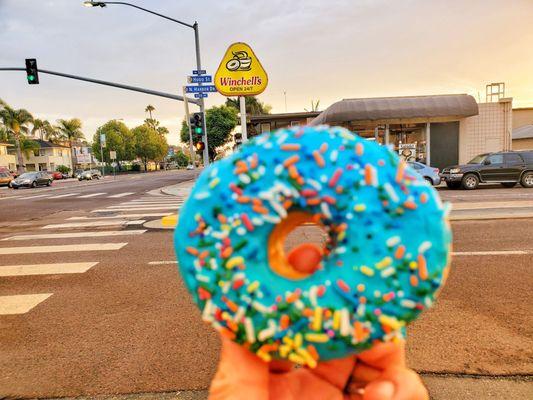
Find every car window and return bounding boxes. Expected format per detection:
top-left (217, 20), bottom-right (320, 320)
top-left (409, 162), bottom-right (423, 170)
top-left (487, 154), bottom-right (503, 164)
top-left (468, 154), bottom-right (487, 164)
top-left (504, 153), bottom-right (523, 164)
top-left (520, 152), bottom-right (533, 163)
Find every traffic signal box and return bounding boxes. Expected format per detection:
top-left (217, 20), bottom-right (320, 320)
top-left (195, 141), bottom-right (205, 152)
top-left (190, 112), bottom-right (204, 136)
top-left (25, 58), bottom-right (39, 85)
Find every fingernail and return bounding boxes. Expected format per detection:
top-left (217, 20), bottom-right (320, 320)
top-left (377, 381), bottom-right (395, 399)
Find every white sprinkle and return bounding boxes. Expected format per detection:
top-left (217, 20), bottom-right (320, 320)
top-left (209, 258), bottom-right (218, 270)
top-left (270, 200), bottom-right (288, 219)
top-left (400, 299), bottom-right (416, 309)
top-left (380, 267), bottom-right (396, 278)
top-left (236, 227), bottom-right (246, 236)
top-left (238, 174), bottom-right (251, 184)
top-left (418, 241), bottom-right (432, 253)
top-left (251, 217), bottom-right (264, 226)
top-left (202, 300), bottom-right (214, 322)
top-left (222, 281), bottom-right (231, 294)
top-left (340, 308), bottom-right (351, 336)
top-left (320, 202), bottom-right (332, 219)
top-left (194, 192), bottom-right (210, 200)
top-left (253, 301), bottom-right (270, 314)
top-left (320, 175), bottom-right (328, 183)
top-left (330, 150), bottom-right (338, 163)
top-left (383, 182), bottom-right (400, 203)
top-left (258, 326), bottom-right (276, 341)
top-left (196, 274), bottom-right (210, 283)
top-left (357, 304), bottom-right (366, 317)
top-left (234, 306), bottom-right (246, 323)
top-left (309, 286), bottom-right (318, 307)
top-left (276, 133), bottom-right (288, 145)
top-left (307, 179), bottom-right (323, 191)
top-left (263, 214), bottom-right (281, 224)
top-left (244, 317), bottom-right (256, 343)
top-left (274, 164), bottom-right (284, 175)
top-left (386, 236), bottom-right (401, 247)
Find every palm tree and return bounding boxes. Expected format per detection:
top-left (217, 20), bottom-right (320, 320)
top-left (145, 104), bottom-right (155, 120)
top-left (56, 118), bottom-right (85, 175)
top-left (304, 100), bottom-right (320, 112)
top-left (32, 119), bottom-right (58, 141)
top-left (0, 105), bottom-right (34, 174)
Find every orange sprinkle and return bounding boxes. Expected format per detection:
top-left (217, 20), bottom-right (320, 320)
top-left (217, 214), bottom-right (227, 224)
top-left (222, 296), bottom-right (239, 313)
top-left (303, 308), bottom-right (314, 317)
top-left (312, 150), bottom-right (325, 167)
top-left (219, 327), bottom-right (236, 340)
top-left (324, 309), bottom-right (332, 319)
top-left (283, 155), bottom-right (300, 167)
top-left (286, 292), bottom-right (300, 303)
top-left (395, 162), bottom-right (405, 182)
top-left (252, 198), bottom-right (262, 206)
top-left (297, 176), bottom-right (305, 185)
top-left (250, 153), bottom-right (258, 169)
top-left (226, 320), bottom-right (239, 332)
top-left (260, 343), bottom-right (279, 353)
top-left (410, 274), bottom-right (419, 287)
top-left (288, 165), bottom-right (299, 179)
top-left (186, 247), bottom-right (199, 256)
top-left (394, 245), bottom-right (406, 259)
top-left (281, 144), bottom-right (301, 151)
top-left (234, 160), bottom-right (248, 174)
top-left (221, 247), bottom-right (233, 259)
top-left (307, 345), bottom-right (319, 360)
top-left (355, 143), bottom-right (364, 156)
top-left (420, 193), bottom-right (428, 204)
top-left (359, 296), bottom-right (367, 304)
top-left (364, 164), bottom-right (374, 185)
top-left (280, 314), bottom-right (290, 330)
top-left (283, 200), bottom-right (293, 209)
top-left (403, 201), bottom-right (417, 210)
top-left (198, 250), bottom-right (209, 259)
top-left (306, 198), bottom-right (321, 206)
top-left (320, 143), bottom-right (328, 153)
top-left (418, 254), bottom-right (428, 280)
top-left (198, 287), bottom-right (211, 300)
top-left (335, 185), bottom-right (344, 194)
top-left (237, 196), bottom-right (251, 204)
top-left (354, 321), bottom-right (366, 341)
top-left (252, 205), bottom-right (269, 214)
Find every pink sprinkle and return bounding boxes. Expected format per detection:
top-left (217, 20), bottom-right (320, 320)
top-left (373, 309), bottom-right (382, 316)
top-left (301, 189), bottom-right (318, 198)
top-left (316, 285), bottom-right (326, 297)
top-left (230, 183), bottom-right (243, 195)
top-left (241, 213), bottom-right (254, 231)
top-left (327, 330), bottom-right (335, 337)
top-left (271, 305), bottom-right (278, 311)
top-left (328, 168), bottom-right (343, 188)
top-left (322, 196), bottom-right (337, 205)
top-left (336, 279), bottom-right (350, 293)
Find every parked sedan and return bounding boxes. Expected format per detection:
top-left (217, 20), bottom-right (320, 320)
top-left (0, 171), bottom-right (14, 187)
top-left (78, 169), bottom-right (102, 181)
top-left (408, 161), bottom-right (441, 186)
top-left (11, 172), bottom-right (52, 189)
top-left (51, 171), bottom-right (64, 180)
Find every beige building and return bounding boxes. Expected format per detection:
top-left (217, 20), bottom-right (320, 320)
top-left (512, 107), bottom-right (533, 150)
top-left (15, 139), bottom-right (73, 172)
top-left (0, 142), bottom-right (17, 172)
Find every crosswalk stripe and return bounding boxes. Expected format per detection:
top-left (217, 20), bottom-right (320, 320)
top-left (42, 220), bottom-right (144, 229)
top-left (2, 230), bottom-right (146, 241)
top-left (108, 192), bottom-right (135, 198)
top-left (78, 192), bottom-right (107, 198)
top-left (0, 262), bottom-right (98, 277)
top-left (95, 206), bottom-right (180, 212)
top-left (0, 242), bottom-right (127, 255)
top-left (148, 260), bottom-right (178, 265)
top-left (110, 203), bottom-right (182, 208)
top-left (17, 194), bottom-right (48, 200)
top-left (48, 193), bottom-right (80, 199)
top-left (128, 198), bottom-right (184, 203)
top-left (0, 294), bottom-right (54, 315)
top-left (68, 213), bottom-right (172, 220)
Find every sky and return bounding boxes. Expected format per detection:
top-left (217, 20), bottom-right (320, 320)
top-left (1, 0), bottom-right (532, 145)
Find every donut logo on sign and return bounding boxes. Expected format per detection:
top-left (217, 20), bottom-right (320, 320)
top-left (226, 51), bottom-right (252, 71)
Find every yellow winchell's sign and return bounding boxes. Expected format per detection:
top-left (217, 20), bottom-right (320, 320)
top-left (214, 42), bottom-right (268, 97)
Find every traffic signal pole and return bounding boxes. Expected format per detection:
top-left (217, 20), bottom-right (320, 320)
top-left (182, 86), bottom-right (196, 169)
top-left (193, 22), bottom-right (209, 167)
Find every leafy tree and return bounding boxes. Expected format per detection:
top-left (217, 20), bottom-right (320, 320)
top-left (56, 165), bottom-right (71, 174)
top-left (304, 99), bottom-right (321, 112)
top-left (56, 118), bottom-right (85, 176)
top-left (92, 120), bottom-right (135, 166)
top-left (171, 150), bottom-right (190, 167)
top-left (180, 105), bottom-right (238, 161)
top-left (0, 104), bottom-right (34, 174)
top-left (225, 96), bottom-right (272, 115)
top-left (32, 119), bottom-right (58, 141)
top-left (20, 137), bottom-right (40, 158)
top-left (145, 104), bottom-right (155, 119)
top-left (131, 124), bottom-right (168, 171)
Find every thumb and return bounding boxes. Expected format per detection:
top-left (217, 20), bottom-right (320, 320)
top-left (363, 367), bottom-right (428, 400)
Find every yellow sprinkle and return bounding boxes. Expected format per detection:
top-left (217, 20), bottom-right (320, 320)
top-left (297, 348), bottom-right (317, 368)
top-left (360, 266), bottom-right (375, 277)
top-left (221, 224), bottom-right (231, 231)
top-left (409, 261), bottom-right (418, 270)
top-left (247, 281), bottom-right (260, 293)
top-left (332, 311), bottom-right (341, 330)
top-left (283, 336), bottom-right (293, 346)
top-left (226, 256), bottom-right (244, 269)
top-left (279, 344), bottom-right (291, 358)
top-left (379, 315), bottom-right (405, 331)
top-left (376, 256), bottom-right (392, 270)
top-left (209, 177), bottom-right (220, 188)
top-left (257, 350), bottom-right (272, 362)
top-left (354, 204), bottom-right (366, 212)
top-left (288, 353), bottom-right (306, 365)
top-left (337, 230), bottom-right (346, 242)
top-left (294, 333), bottom-right (303, 348)
top-left (305, 333), bottom-right (330, 343)
top-left (357, 284), bottom-right (366, 292)
top-left (312, 307), bottom-right (323, 331)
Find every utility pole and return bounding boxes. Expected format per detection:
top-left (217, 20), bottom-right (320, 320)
top-left (193, 22), bottom-right (209, 166)
top-left (183, 86), bottom-right (196, 168)
top-left (240, 96), bottom-right (248, 142)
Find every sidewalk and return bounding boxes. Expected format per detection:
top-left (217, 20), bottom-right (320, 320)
top-left (41, 375), bottom-right (533, 400)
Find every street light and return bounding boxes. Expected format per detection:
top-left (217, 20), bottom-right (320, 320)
top-left (82, 1), bottom-right (209, 166)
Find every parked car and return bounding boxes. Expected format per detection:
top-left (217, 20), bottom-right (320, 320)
top-left (186, 164), bottom-right (194, 170)
top-left (10, 171), bottom-right (52, 189)
top-left (408, 161), bottom-right (441, 186)
top-left (0, 171), bottom-right (14, 187)
top-left (78, 169), bottom-right (102, 181)
top-left (51, 171), bottom-right (64, 180)
top-left (440, 151), bottom-right (533, 190)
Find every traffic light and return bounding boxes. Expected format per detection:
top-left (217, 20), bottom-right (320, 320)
top-left (195, 141), bottom-right (205, 152)
top-left (25, 58), bottom-right (39, 85)
top-left (190, 112), bottom-right (204, 135)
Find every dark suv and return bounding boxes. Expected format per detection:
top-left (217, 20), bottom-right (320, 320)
top-left (440, 151), bottom-right (533, 190)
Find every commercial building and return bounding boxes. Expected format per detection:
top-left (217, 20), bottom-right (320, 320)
top-left (512, 107), bottom-right (533, 150)
top-left (310, 94), bottom-right (513, 169)
top-left (246, 111), bottom-right (321, 138)
top-left (0, 142), bottom-right (16, 171)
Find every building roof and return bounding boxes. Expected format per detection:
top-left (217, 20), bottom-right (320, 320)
top-left (249, 111), bottom-right (321, 123)
top-left (33, 139), bottom-right (70, 149)
top-left (310, 94), bottom-right (479, 125)
top-left (513, 124), bottom-right (533, 140)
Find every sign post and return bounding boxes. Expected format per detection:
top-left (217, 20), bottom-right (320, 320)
top-left (214, 42), bottom-right (268, 144)
top-left (99, 133), bottom-right (106, 177)
top-left (109, 150), bottom-right (117, 179)
top-left (183, 86), bottom-right (196, 169)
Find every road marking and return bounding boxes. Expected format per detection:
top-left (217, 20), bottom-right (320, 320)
top-left (128, 198), bottom-right (184, 203)
top-left (148, 260), bottom-right (178, 265)
top-left (0, 294), bottom-right (54, 315)
top-left (451, 201), bottom-right (533, 211)
top-left (451, 250), bottom-right (532, 256)
top-left (0, 242), bottom-right (128, 255)
top-left (94, 206), bottom-right (180, 212)
top-left (68, 213), bottom-right (172, 220)
top-left (121, 200), bottom-right (184, 205)
top-left (108, 192), bottom-right (135, 198)
top-left (48, 193), bottom-right (80, 199)
top-left (16, 194), bottom-right (48, 200)
top-left (41, 220), bottom-right (144, 229)
top-left (2, 230), bottom-right (146, 241)
top-left (78, 192), bottom-right (107, 198)
top-left (0, 262), bottom-right (98, 277)
top-left (110, 203), bottom-right (182, 208)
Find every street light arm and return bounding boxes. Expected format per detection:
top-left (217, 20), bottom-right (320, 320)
top-left (100, 2), bottom-right (195, 29)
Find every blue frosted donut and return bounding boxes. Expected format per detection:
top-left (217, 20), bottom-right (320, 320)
top-left (174, 125), bottom-right (451, 366)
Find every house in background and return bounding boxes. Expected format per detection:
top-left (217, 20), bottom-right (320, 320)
top-left (0, 142), bottom-right (17, 172)
top-left (10, 139), bottom-right (72, 172)
top-left (512, 107), bottom-right (533, 150)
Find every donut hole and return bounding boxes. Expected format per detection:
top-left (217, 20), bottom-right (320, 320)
top-left (268, 211), bottom-right (328, 280)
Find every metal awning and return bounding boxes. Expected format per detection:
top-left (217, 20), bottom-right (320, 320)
top-left (310, 94), bottom-right (478, 125)
top-left (513, 124), bottom-right (533, 140)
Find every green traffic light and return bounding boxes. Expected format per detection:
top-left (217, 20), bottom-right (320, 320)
top-left (27, 75), bottom-right (35, 81)
top-left (195, 127), bottom-right (203, 134)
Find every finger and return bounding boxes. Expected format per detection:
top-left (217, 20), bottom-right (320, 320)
top-left (312, 355), bottom-right (357, 389)
top-left (351, 362), bottom-right (382, 384)
top-left (208, 336), bottom-right (269, 400)
top-left (270, 368), bottom-right (345, 400)
top-left (356, 341), bottom-right (405, 370)
top-left (363, 367), bottom-right (428, 400)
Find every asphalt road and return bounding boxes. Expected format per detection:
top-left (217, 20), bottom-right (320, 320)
top-left (0, 177), bottom-right (532, 398)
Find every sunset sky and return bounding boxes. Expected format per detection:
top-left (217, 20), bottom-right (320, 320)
top-left (1, 0), bottom-right (532, 145)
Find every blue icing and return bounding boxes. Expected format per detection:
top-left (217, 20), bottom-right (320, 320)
top-left (174, 125), bottom-right (451, 365)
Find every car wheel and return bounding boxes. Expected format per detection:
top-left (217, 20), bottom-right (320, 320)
top-left (446, 182), bottom-right (461, 189)
top-left (424, 177), bottom-right (434, 186)
top-left (78, 178), bottom-right (82, 181)
top-left (501, 182), bottom-right (517, 188)
top-left (47, 180), bottom-right (52, 186)
top-left (520, 172), bottom-right (533, 188)
top-left (461, 173), bottom-right (479, 190)
top-left (13, 186), bottom-right (19, 189)
top-left (31, 181), bottom-right (37, 188)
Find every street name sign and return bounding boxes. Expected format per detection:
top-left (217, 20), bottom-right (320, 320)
top-left (185, 85), bottom-right (217, 93)
top-left (188, 75), bottom-right (212, 84)
top-left (214, 42), bottom-right (268, 96)
top-left (192, 69), bottom-right (207, 75)
top-left (194, 93), bottom-right (208, 98)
